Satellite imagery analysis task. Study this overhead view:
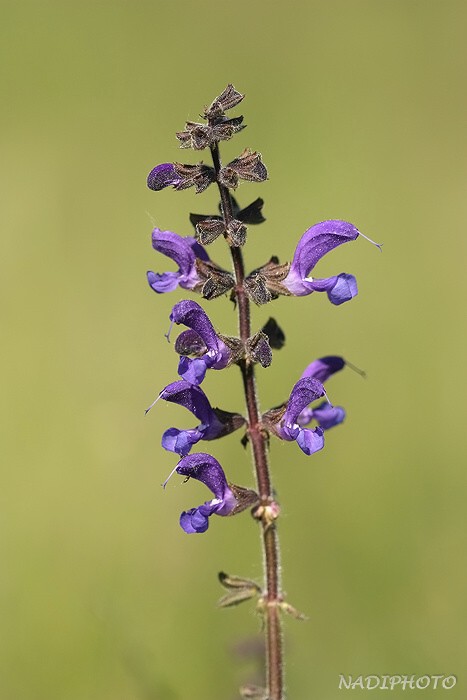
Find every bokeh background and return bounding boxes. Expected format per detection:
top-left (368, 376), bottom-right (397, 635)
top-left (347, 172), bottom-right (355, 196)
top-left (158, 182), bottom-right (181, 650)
top-left (2, 1), bottom-right (467, 698)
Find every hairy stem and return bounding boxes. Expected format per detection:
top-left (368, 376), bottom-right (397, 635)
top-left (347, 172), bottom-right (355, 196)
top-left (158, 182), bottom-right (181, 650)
top-left (210, 142), bottom-right (284, 700)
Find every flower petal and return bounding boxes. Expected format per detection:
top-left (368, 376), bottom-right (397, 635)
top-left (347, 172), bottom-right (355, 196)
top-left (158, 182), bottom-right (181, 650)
top-left (161, 427), bottom-right (204, 456)
top-left (301, 356), bottom-right (345, 383)
top-left (177, 356), bottom-right (208, 385)
top-left (180, 507), bottom-right (210, 534)
top-left (147, 270), bottom-right (180, 294)
top-left (312, 402), bottom-right (346, 430)
top-left (305, 273), bottom-right (358, 305)
top-left (296, 426), bottom-right (325, 455)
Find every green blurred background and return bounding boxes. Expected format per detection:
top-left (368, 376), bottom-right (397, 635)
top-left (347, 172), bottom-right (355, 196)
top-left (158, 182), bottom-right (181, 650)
top-left (2, 1), bottom-right (467, 698)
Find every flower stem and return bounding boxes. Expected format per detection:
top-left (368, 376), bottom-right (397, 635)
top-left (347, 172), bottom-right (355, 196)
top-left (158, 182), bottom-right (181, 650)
top-left (210, 142), bottom-right (284, 700)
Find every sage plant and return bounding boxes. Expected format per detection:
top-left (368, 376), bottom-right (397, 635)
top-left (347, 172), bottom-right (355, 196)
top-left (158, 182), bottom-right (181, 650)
top-left (145, 85), bottom-right (380, 700)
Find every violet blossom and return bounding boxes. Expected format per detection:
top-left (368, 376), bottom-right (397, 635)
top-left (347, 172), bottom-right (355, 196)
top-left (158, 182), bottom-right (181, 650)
top-left (172, 453), bottom-right (237, 534)
top-left (297, 356), bottom-right (346, 430)
top-left (275, 377), bottom-right (327, 455)
top-left (158, 380), bottom-right (244, 456)
top-left (170, 300), bottom-right (231, 385)
top-left (147, 229), bottom-right (209, 294)
top-left (283, 220), bottom-right (360, 305)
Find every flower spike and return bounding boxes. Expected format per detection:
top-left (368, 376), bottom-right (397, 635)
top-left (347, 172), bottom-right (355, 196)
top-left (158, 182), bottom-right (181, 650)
top-left (143, 85), bottom-right (379, 699)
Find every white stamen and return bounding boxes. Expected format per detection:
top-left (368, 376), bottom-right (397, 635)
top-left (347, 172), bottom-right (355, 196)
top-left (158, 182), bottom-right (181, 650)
top-left (323, 388), bottom-right (333, 407)
top-left (162, 464), bottom-right (179, 490)
top-left (144, 390), bottom-right (164, 415)
top-left (359, 231), bottom-right (383, 252)
top-left (164, 320), bottom-right (174, 343)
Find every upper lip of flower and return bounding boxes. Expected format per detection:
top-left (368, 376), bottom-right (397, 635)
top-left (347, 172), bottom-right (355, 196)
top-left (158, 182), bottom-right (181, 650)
top-left (147, 229), bottom-right (209, 294)
top-left (281, 377), bottom-right (326, 436)
top-left (300, 355), bottom-right (346, 382)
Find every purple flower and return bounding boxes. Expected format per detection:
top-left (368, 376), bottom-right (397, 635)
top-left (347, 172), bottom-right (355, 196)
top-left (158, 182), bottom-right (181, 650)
top-left (175, 453), bottom-right (237, 534)
top-left (283, 220), bottom-right (360, 305)
top-left (147, 163), bottom-right (182, 191)
top-left (147, 229), bottom-right (209, 294)
top-left (297, 356), bottom-right (346, 430)
top-left (147, 162), bottom-right (215, 194)
top-left (170, 300), bottom-right (231, 385)
top-left (276, 377), bottom-right (326, 455)
top-left (159, 380), bottom-right (244, 456)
